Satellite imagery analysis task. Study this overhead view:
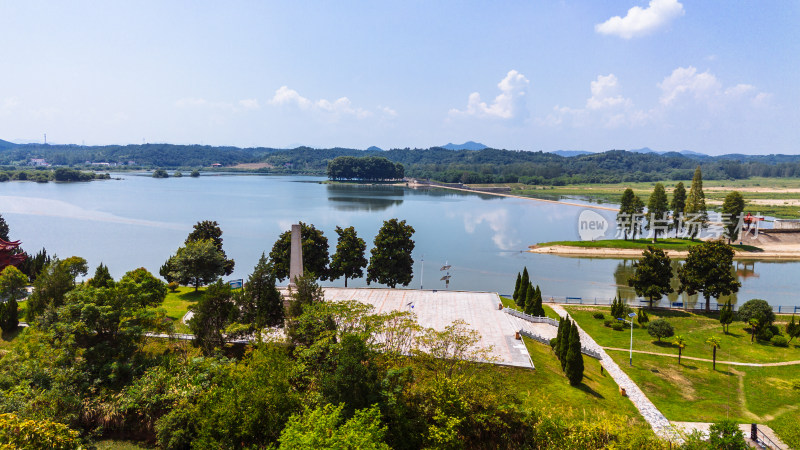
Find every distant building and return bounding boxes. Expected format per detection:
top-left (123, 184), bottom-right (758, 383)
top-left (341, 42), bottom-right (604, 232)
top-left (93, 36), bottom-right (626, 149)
top-left (211, 163), bottom-right (222, 167)
top-left (30, 158), bottom-right (48, 166)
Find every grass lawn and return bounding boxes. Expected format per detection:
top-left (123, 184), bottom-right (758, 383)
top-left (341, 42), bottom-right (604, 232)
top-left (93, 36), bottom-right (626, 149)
top-left (606, 352), bottom-right (800, 447)
top-left (566, 306), bottom-right (800, 364)
top-left (500, 296), bottom-right (560, 320)
top-left (536, 238), bottom-right (762, 253)
top-left (162, 286), bottom-right (205, 333)
top-left (497, 337), bottom-right (647, 426)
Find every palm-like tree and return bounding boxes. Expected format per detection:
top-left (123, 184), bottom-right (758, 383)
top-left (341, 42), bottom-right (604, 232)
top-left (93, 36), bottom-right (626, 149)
top-left (706, 336), bottom-right (722, 371)
top-left (675, 335), bottom-right (687, 365)
top-left (748, 318), bottom-right (760, 343)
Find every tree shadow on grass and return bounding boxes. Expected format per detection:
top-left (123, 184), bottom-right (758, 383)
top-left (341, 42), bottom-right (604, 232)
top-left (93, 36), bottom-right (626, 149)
top-left (652, 309), bottom-right (692, 319)
top-left (681, 364), bottom-right (699, 370)
top-left (576, 382), bottom-right (604, 399)
top-left (653, 340), bottom-right (676, 349)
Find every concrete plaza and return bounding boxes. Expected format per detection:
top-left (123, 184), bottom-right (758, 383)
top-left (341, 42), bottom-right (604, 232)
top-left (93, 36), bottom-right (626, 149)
top-left (322, 287), bottom-right (533, 368)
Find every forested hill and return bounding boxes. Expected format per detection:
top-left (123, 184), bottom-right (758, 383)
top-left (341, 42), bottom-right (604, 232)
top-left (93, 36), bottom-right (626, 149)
top-left (1, 140), bottom-right (800, 184)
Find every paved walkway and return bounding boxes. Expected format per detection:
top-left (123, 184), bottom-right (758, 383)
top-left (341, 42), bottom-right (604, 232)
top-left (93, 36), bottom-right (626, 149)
top-left (671, 422), bottom-right (789, 449)
top-left (548, 304), bottom-right (682, 442)
top-left (603, 347), bottom-right (800, 367)
top-left (322, 288), bottom-right (534, 369)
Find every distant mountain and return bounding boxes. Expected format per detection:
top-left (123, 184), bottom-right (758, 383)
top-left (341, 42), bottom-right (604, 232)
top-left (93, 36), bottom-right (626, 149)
top-left (440, 141), bottom-right (487, 151)
top-left (629, 147), bottom-right (707, 158)
top-left (551, 150), bottom-right (594, 157)
top-left (366, 146), bottom-right (384, 152)
top-left (0, 139), bottom-right (17, 149)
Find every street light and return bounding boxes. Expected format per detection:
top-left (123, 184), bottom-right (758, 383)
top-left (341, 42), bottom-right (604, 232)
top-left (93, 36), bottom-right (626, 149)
top-left (617, 312), bottom-right (637, 366)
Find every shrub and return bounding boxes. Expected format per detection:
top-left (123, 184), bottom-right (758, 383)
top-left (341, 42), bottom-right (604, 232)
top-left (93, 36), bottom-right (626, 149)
top-left (611, 322), bottom-right (624, 331)
top-left (593, 312), bottom-right (605, 319)
top-left (708, 420), bottom-right (747, 450)
top-left (738, 299), bottom-right (776, 327)
top-left (168, 281), bottom-right (180, 292)
top-left (647, 319), bottom-right (674, 342)
top-left (604, 320), bottom-right (613, 328)
top-left (770, 335), bottom-right (788, 347)
top-left (793, 379), bottom-right (800, 390)
top-left (768, 325), bottom-right (780, 336)
top-left (549, 338), bottom-right (558, 349)
top-left (758, 328), bottom-right (774, 342)
top-left (0, 413), bottom-right (82, 449)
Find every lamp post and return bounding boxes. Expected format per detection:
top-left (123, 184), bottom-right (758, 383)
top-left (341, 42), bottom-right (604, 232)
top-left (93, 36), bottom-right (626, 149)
top-left (617, 312), bottom-right (637, 366)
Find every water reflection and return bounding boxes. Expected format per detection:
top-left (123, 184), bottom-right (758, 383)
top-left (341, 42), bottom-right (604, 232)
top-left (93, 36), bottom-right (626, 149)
top-left (611, 258), bottom-right (740, 309)
top-left (326, 184), bottom-right (404, 212)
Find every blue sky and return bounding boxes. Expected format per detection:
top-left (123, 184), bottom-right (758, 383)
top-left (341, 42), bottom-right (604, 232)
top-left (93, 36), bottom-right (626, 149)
top-left (1, 1), bottom-right (797, 154)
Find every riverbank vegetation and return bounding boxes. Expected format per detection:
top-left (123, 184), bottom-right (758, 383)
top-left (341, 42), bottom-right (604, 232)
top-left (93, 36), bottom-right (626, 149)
top-left (534, 238), bottom-right (762, 253)
top-left (0, 167), bottom-right (110, 183)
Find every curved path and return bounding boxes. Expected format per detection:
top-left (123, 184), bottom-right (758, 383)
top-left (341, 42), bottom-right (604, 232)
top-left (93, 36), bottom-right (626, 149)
top-left (548, 304), bottom-right (683, 443)
top-left (603, 347), bottom-right (800, 367)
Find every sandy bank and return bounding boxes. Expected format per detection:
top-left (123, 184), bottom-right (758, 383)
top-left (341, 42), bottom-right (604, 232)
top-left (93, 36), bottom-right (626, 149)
top-left (528, 244), bottom-right (800, 260)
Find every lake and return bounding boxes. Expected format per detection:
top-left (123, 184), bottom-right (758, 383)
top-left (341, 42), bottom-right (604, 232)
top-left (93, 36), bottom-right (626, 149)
top-left (2, 173), bottom-right (798, 310)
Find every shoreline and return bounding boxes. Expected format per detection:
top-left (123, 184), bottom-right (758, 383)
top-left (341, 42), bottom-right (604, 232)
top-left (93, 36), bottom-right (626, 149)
top-left (528, 244), bottom-right (800, 260)
top-left (407, 181), bottom-right (619, 212)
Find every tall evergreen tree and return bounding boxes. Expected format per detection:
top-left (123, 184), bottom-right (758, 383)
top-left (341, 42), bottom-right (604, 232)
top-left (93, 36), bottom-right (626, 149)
top-left (0, 213), bottom-right (9, 241)
top-left (646, 183), bottom-right (669, 242)
top-left (617, 189), bottom-right (635, 240)
top-left (719, 301), bottom-right (734, 334)
top-left (524, 283), bottom-right (534, 314)
top-left (558, 319), bottom-right (572, 370)
top-left (684, 166), bottom-right (708, 239)
top-left (88, 263), bottom-right (114, 288)
top-left (565, 321), bottom-right (584, 386)
top-left (533, 285), bottom-right (544, 317)
top-left (721, 191), bottom-right (745, 243)
top-left (670, 182), bottom-right (687, 237)
top-left (520, 267), bottom-right (529, 294)
top-left (631, 195), bottom-right (645, 240)
top-left (241, 253), bottom-right (285, 329)
top-left (513, 272), bottom-right (521, 302)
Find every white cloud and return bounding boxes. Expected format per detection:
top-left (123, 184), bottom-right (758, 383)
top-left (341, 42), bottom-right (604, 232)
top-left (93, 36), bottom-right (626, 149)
top-left (269, 86), bottom-right (384, 120)
top-left (449, 70), bottom-right (529, 121)
top-left (657, 66), bottom-right (769, 110)
top-left (543, 74), bottom-right (640, 128)
top-left (238, 98), bottom-right (260, 110)
top-left (379, 105), bottom-right (397, 118)
top-left (596, 0), bottom-right (684, 39)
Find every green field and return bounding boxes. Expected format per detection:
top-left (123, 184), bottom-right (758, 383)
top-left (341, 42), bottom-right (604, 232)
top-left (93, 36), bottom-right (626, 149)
top-left (500, 338), bottom-right (646, 424)
top-left (507, 177), bottom-right (800, 219)
top-left (535, 238), bottom-right (762, 253)
top-left (565, 306), bottom-right (800, 364)
top-left (606, 352), bottom-right (800, 447)
top-left (162, 286), bottom-right (205, 332)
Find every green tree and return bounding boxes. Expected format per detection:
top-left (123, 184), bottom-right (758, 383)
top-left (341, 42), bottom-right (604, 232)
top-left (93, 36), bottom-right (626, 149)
top-left (557, 319), bottom-right (572, 370)
top-left (0, 213), bottom-right (9, 241)
top-left (185, 220), bottom-right (235, 276)
top-left (708, 420), bottom-right (747, 450)
top-left (721, 191), bottom-right (745, 243)
top-left (512, 272), bottom-right (521, 303)
top-left (670, 182), bottom-right (687, 237)
top-left (628, 246), bottom-right (674, 308)
top-left (287, 271), bottom-right (325, 319)
top-left (564, 321), bottom-right (584, 386)
top-left (190, 169), bottom-right (200, 177)
top-left (636, 307), bottom-right (649, 325)
top-left (645, 183), bottom-right (669, 242)
top-left (674, 335), bottom-right (686, 365)
top-left (278, 404), bottom-right (389, 450)
top-left (189, 280), bottom-right (236, 355)
top-left (43, 268), bottom-right (168, 386)
top-left (677, 241), bottom-right (741, 311)
top-left (533, 285), bottom-right (544, 317)
top-left (647, 319), bottom-right (674, 342)
top-left (631, 195), bottom-right (645, 240)
top-left (87, 262), bottom-right (114, 288)
top-left (719, 301), bottom-right (735, 334)
top-left (738, 299), bottom-right (775, 339)
top-left (166, 239), bottom-right (228, 291)
top-left (152, 168), bottom-right (169, 178)
top-left (329, 226), bottom-right (368, 287)
top-left (786, 315), bottom-right (800, 343)
top-left (706, 336), bottom-right (722, 371)
top-left (524, 283), bottom-right (535, 315)
top-left (684, 166), bottom-right (708, 239)
top-left (366, 219), bottom-right (415, 288)
top-left (748, 318), bottom-right (760, 343)
top-left (617, 188), bottom-right (635, 240)
top-left (321, 334), bottom-right (382, 418)
top-left (25, 257), bottom-right (86, 320)
top-left (0, 266), bottom-right (27, 332)
top-left (231, 253), bottom-right (284, 333)
top-left (518, 267), bottom-right (530, 309)
top-left (270, 222), bottom-right (330, 281)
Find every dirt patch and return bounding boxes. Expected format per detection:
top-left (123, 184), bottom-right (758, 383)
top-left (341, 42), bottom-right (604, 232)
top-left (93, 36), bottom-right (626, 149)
top-left (659, 367), bottom-right (697, 401)
top-left (231, 162), bottom-right (274, 169)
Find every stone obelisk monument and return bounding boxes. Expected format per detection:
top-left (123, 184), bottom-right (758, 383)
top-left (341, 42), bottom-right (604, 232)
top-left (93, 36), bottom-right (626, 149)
top-left (288, 224), bottom-right (303, 288)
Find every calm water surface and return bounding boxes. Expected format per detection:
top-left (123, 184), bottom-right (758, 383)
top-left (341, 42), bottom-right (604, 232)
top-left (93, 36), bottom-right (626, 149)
top-left (2, 174), bottom-right (797, 309)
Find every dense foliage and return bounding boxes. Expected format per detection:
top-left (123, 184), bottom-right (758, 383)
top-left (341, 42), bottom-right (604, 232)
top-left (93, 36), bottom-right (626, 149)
top-left (327, 156), bottom-right (404, 181)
